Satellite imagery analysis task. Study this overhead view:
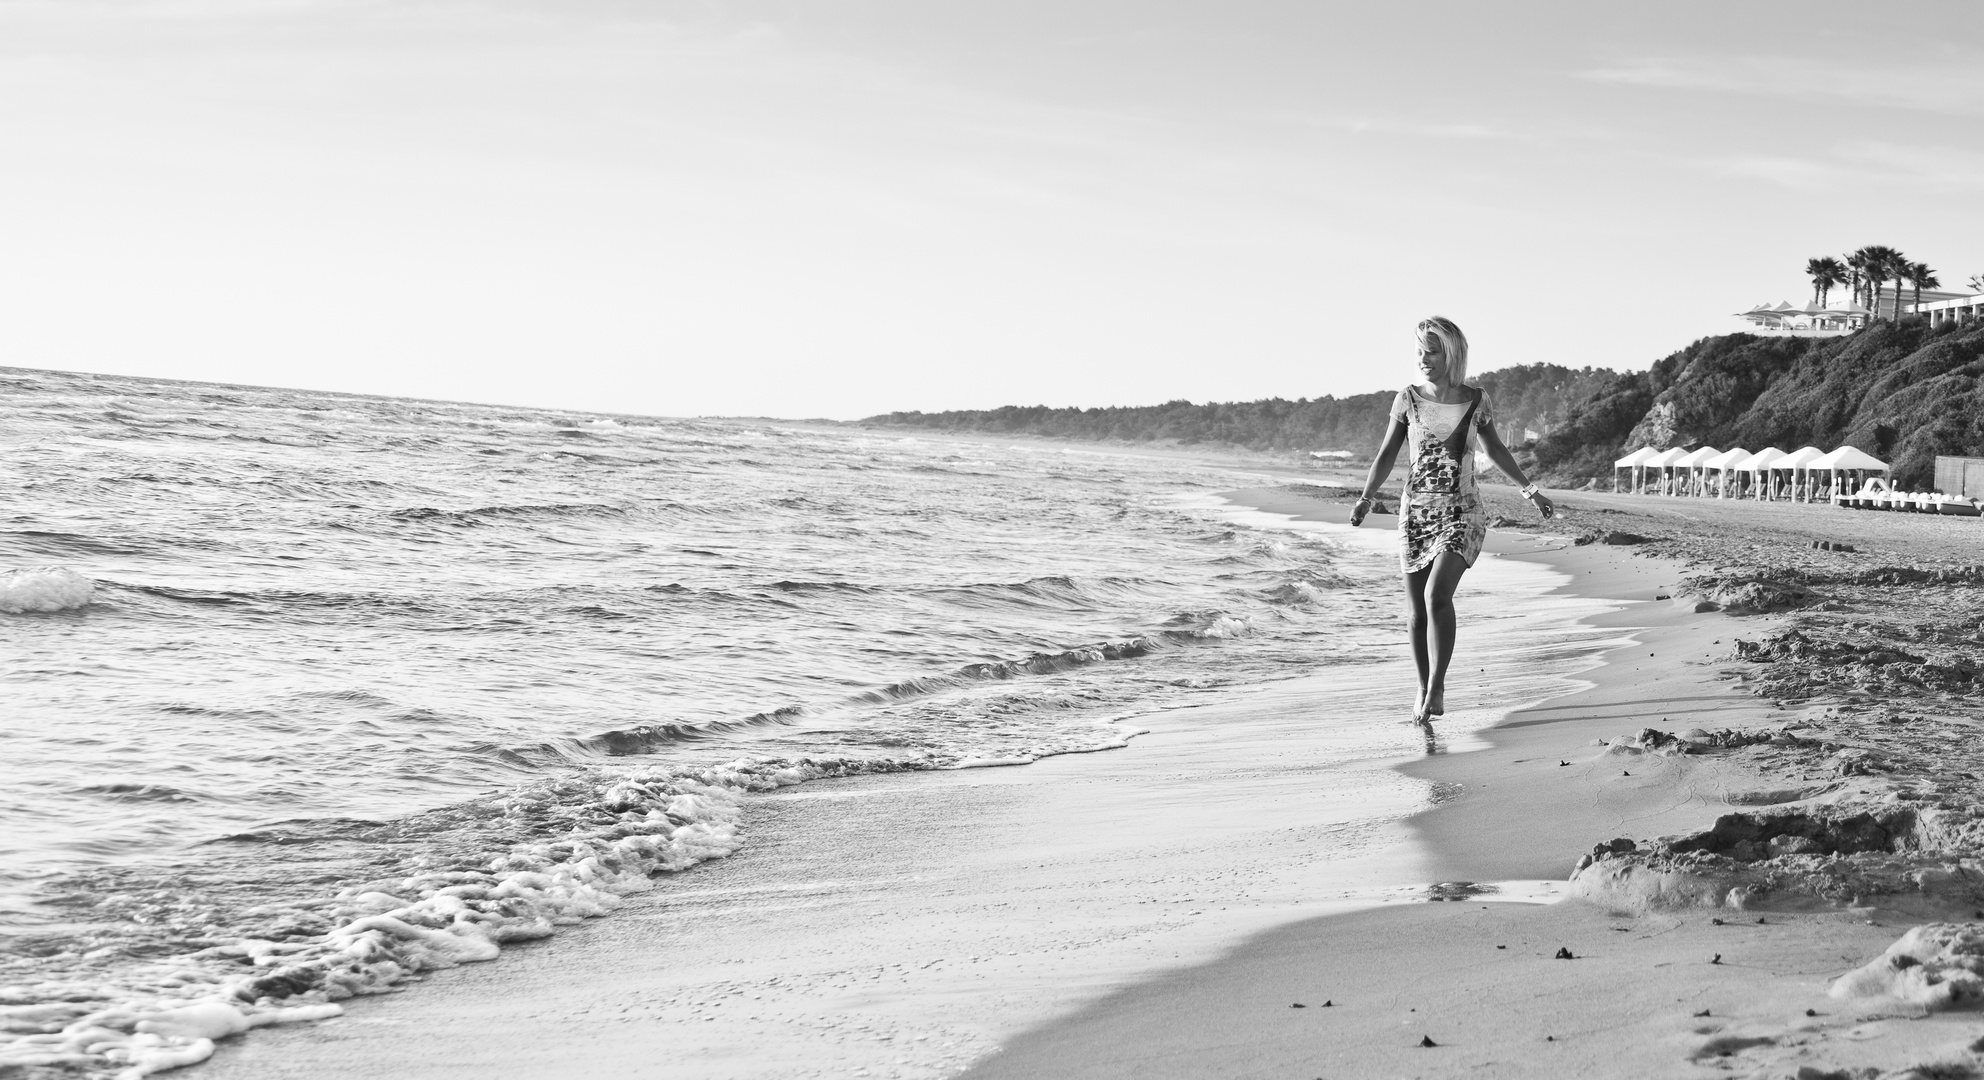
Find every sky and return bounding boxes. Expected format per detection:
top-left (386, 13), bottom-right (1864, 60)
top-left (2, 0), bottom-right (1981, 420)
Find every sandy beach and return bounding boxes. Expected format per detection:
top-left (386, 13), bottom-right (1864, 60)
top-left (964, 483), bottom-right (1984, 1079)
top-left (192, 476), bottom-right (1984, 1080)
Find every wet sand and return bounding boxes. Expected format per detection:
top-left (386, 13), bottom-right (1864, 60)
top-left (965, 482), bottom-right (1984, 1079)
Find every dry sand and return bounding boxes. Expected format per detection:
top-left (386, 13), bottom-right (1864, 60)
top-left (199, 477), bottom-right (1984, 1080)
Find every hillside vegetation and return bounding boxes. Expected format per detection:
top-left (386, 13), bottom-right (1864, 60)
top-left (1530, 320), bottom-right (1984, 489)
top-left (864, 321), bottom-right (1984, 491)
top-left (866, 363), bottom-right (1614, 456)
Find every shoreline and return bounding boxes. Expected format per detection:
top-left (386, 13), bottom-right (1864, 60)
top-left (1222, 486), bottom-right (1799, 884)
top-left (194, 482), bottom-right (1611, 1080)
top-left (967, 483), bottom-right (1984, 1079)
top-left (183, 477), bottom-right (1984, 1079)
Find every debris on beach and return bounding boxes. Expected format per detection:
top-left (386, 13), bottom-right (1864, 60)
top-left (1572, 529), bottom-right (1649, 546)
top-left (1427, 881), bottom-right (1494, 901)
top-left (1570, 802), bottom-right (1984, 913)
top-left (1832, 923), bottom-right (1984, 1010)
top-left (1604, 725), bottom-right (1817, 762)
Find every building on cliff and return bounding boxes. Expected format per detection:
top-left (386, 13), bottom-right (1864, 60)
top-left (1737, 284), bottom-right (1979, 335)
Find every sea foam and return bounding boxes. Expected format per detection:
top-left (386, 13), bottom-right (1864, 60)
top-left (0, 565), bottom-right (94, 614)
top-left (0, 755), bottom-right (932, 1078)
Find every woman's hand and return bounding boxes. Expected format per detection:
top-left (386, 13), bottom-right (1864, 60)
top-left (1528, 490), bottom-right (1555, 519)
top-left (1350, 497), bottom-right (1371, 527)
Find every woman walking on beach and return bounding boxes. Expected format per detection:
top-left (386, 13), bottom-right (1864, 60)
top-left (1350, 316), bottom-right (1554, 724)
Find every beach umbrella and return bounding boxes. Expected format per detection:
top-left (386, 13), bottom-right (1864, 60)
top-left (1735, 302), bottom-right (1795, 328)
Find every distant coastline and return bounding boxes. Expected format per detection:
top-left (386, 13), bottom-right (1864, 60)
top-left (867, 320), bottom-right (1984, 491)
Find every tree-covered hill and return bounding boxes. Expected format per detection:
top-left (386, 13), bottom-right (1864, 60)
top-left (863, 321), bottom-right (1984, 491)
top-left (864, 363), bottom-right (1614, 456)
top-left (1530, 320), bottom-right (1984, 489)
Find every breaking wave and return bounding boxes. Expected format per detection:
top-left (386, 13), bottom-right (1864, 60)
top-left (0, 566), bottom-right (94, 614)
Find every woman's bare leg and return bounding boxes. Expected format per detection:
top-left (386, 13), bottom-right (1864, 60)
top-left (1404, 565), bottom-right (1432, 716)
top-left (1419, 551), bottom-right (1470, 716)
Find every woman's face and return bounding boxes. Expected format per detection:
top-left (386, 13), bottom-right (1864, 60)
top-left (1416, 333), bottom-right (1448, 382)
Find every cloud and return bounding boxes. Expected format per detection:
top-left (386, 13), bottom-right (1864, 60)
top-left (1711, 154), bottom-right (1844, 190)
top-left (1705, 140), bottom-right (1984, 195)
top-left (1834, 140), bottom-right (1984, 192)
top-left (1582, 54), bottom-right (1984, 117)
top-left (1336, 117), bottom-right (1508, 140)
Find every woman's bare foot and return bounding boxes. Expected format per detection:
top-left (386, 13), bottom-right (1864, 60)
top-left (1422, 686), bottom-right (1446, 718)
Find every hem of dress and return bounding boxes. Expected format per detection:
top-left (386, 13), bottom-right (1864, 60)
top-left (1398, 540), bottom-right (1485, 575)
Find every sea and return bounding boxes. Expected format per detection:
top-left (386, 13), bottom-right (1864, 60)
top-left (0, 366), bottom-right (1419, 1075)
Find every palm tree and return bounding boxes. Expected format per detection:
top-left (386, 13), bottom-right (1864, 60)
top-left (1846, 247), bottom-right (1875, 310)
top-left (1905, 262), bottom-right (1939, 315)
top-left (1805, 257), bottom-right (1846, 307)
top-left (1884, 249), bottom-right (1913, 320)
top-left (1853, 246), bottom-right (1900, 320)
top-left (1968, 273), bottom-right (1984, 294)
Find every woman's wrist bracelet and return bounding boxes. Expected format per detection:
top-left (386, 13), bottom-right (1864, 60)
top-left (1519, 483), bottom-right (1540, 499)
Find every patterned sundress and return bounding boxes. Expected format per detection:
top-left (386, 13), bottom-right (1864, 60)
top-left (1391, 385), bottom-right (1494, 575)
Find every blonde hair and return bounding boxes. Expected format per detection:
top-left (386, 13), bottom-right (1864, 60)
top-left (1417, 316), bottom-right (1469, 387)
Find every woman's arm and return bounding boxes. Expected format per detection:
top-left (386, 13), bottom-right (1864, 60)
top-left (1350, 417), bottom-right (1409, 526)
top-left (1478, 424), bottom-right (1556, 519)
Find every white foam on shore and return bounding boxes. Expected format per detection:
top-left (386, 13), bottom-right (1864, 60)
top-left (0, 756), bottom-right (944, 1078)
top-left (176, 499), bottom-right (1631, 1080)
top-left (0, 565), bottom-right (94, 613)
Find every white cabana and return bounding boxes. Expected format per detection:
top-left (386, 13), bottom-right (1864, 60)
top-left (1644, 447), bottom-right (1689, 495)
top-left (1814, 446), bottom-right (1889, 471)
top-left (1778, 446), bottom-right (1827, 502)
top-left (1702, 448), bottom-right (1750, 499)
top-left (1737, 446), bottom-right (1787, 500)
top-left (1814, 446), bottom-right (1890, 505)
top-left (1613, 446), bottom-right (1659, 493)
top-left (1674, 446), bottom-right (1721, 497)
